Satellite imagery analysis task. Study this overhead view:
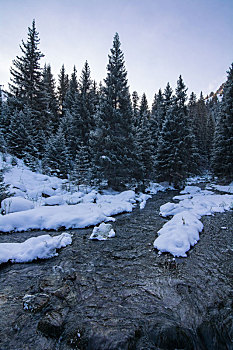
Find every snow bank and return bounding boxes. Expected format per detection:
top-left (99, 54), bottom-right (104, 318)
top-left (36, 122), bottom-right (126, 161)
top-left (1, 197), bottom-right (34, 214)
top-left (146, 182), bottom-right (174, 194)
top-left (0, 232), bottom-right (72, 264)
top-left (0, 154), bottom-right (170, 233)
top-left (208, 183), bottom-right (233, 194)
top-left (154, 186), bottom-right (233, 257)
top-left (0, 203), bottom-right (116, 232)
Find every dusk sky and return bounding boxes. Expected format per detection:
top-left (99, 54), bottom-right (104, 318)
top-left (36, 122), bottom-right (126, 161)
top-left (1, 0), bottom-right (233, 104)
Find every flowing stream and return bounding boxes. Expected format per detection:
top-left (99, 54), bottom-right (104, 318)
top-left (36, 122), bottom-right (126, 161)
top-left (0, 188), bottom-right (232, 349)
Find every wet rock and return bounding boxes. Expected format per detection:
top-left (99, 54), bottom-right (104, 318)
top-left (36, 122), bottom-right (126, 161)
top-left (87, 328), bottom-right (137, 350)
top-left (23, 293), bottom-right (49, 312)
top-left (53, 284), bottom-right (71, 300)
top-left (148, 322), bottom-right (195, 349)
top-left (37, 310), bottom-right (64, 338)
top-left (67, 327), bottom-right (88, 349)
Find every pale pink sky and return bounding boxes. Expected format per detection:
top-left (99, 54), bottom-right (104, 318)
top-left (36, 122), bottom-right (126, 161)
top-left (1, 0), bottom-right (233, 104)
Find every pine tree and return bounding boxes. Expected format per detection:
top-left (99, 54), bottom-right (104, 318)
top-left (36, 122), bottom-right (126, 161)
top-left (57, 64), bottom-right (69, 117)
top-left (78, 61), bottom-right (95, 144)
top-left (7, 109), bottom-right (36, 158)
top-left (212, 63), bottom-right (233, 179)
top-left (42, 127), bottom-right (70, 178)
top-left (41, 64), bottom-right (59, 134)
top-left (152, 89), bottom-right (165, 132)
top-left (0, 170), bottom-right (11, 206)
top-left (132, 91), bottom-right (140, 126)
top-left (9, 20), bottom-right (44, 113)
top-left (64, 66), bottom-right (79, 112)
top-left (92, 33), bottom-right (136, 188)
top-left (72, 142), bottom-right (91, 189)
top-left (163, 82), bottom-right (173, 115)
top-left (155, 76), bottom-right (199, 187)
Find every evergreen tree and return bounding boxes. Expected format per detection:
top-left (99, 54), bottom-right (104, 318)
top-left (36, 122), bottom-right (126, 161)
top-left (212, 63), bottom-right (233, 179)
top-left (92, 33), bottom-right (135, 188)
top-left (0, 170), bottom-right (11, 206)
top-left (152, 89), bottom-right (165, 132)
top-left (163, 82), bottom-right (173, 115)
top-left (9, 19), bottom-right (44, 113)
top-left (194, 92), bottom-right (208, 163)
top-left (42, 127), bottom-right (70, 178)
top-left (7, 109), bottom-right (36, 159)
top-left (134, 93), bottom-right (153, 180)
top-left (155, 76), bottom-right (199, 187)
top-left (57, 64), bottom-right (69, 117)
top-left (132, 90), bottom-right (140, 126)
top-left (78, 61), bottom-right (95, 144)
top-left (71, 142), bottom-right (91, 188)
top-left (64, 66), bottom-right (79, 112)
top-left (41, 64), bottom-right (59, 134)
top-left (139, 93), bottom-right (150, 120)
top-left (150, 93), bottom-right (160, 160)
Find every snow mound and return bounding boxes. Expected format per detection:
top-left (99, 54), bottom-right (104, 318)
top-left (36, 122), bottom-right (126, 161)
top-left (209, 183), bottom-right (233, 194)
top-left (0, 232), bottom-right (72, 264)
top-left (89, 222), bottom-right (115, 240)
top-left (154, 185), bottom-right (233, 257)
top-left (1, 197), bottom-right (34, 214)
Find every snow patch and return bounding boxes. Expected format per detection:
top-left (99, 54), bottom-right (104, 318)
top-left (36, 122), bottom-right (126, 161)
top-left (0, 232), bottom-right (72, 264)
top-left (1, 197), bottom-right (34, 214)
top-left (154, 185), bottom-right (233, 257)
top-left (89, 222), bottom-right (115, 240)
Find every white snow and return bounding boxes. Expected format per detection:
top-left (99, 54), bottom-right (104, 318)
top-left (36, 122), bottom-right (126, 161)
top-left (1, 197), bottom-right (34, 214)
top-left (0, 232), bottom-right (72, 264)
top-left (0, 155), bottom-right (166, 233)
top-left (208, 183), bottom-right (233, 194)
top-left (154, 185), bottom-right (233, 257)
top-left (89, 222), bottom-right (115, 240)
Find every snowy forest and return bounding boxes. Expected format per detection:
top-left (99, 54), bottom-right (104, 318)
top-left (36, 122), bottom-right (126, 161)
top-left (0, 20), bottom-right (233, 191)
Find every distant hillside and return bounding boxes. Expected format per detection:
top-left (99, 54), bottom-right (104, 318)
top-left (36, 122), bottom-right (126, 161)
top-left (206, 83), bottom-right (225, 101)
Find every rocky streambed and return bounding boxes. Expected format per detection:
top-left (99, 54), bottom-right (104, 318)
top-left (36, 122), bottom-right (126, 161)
top-left (0, 189), bottom-right (232, 350)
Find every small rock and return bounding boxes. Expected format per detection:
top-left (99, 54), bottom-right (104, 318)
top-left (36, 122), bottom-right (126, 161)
top-left (54, 284), bottom-right (70, 300)
top-left (23, 293), bottom-right (49, 313)
top-left (37, 310), bottom-right (64, 338)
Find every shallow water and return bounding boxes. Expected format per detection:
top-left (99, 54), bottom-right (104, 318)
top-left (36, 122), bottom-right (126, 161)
top-left (0, 189), bottom-right (232, 349)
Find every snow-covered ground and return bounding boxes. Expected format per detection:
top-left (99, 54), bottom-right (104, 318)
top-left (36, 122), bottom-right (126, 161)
top-left (0, 154), bottom-right (232, 262)
top-left (154, 184), bottom-right (233, 257)
top-left (0, 154), bottom-right (168, 264)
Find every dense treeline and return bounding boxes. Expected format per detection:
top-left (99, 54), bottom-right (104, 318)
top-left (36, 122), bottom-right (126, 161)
top-left (0, 20), bottom-right (232, 189)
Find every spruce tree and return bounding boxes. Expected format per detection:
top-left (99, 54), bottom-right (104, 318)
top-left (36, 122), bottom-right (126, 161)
top-left (42, 127), bottom-right (70, 178)
top-left (92, 33), bottom-right (135, 188)
top-left (212, 63), bottom-right (233, 179)
top-left (9, 20), bottom-right (44, 113)
top-left (57, 64), bottom-right (69, 117)
top-left (64, 66), bottom-right (79, 112)
top-left (0, 170), bottom-right (11, 206)
top-left (152, 89), bottom-right (165, 132)
top-left (72, 142), bottom-right (91, 189)
top-left (78, 61), bottom-right (95, 144)
top-left (155, 76), bottom-right (198, 187)
top-left (7, 109), bottom-right (36, 159)
top-left (132, 91), bottom-right (140, 127)
top-left (41, 64), bottom-right (59, 134)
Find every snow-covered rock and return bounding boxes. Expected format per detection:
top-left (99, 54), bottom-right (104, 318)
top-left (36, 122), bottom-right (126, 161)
top-left (90, 222), bottom-right (115, 240)
top-left (1, 197), bottom-right (34, 214)
top-left (0, 232), bottom-right (72, 264)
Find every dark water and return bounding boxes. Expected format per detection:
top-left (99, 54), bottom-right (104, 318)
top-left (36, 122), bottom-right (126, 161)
top-left (0, 190), bottom-right (232, 349)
